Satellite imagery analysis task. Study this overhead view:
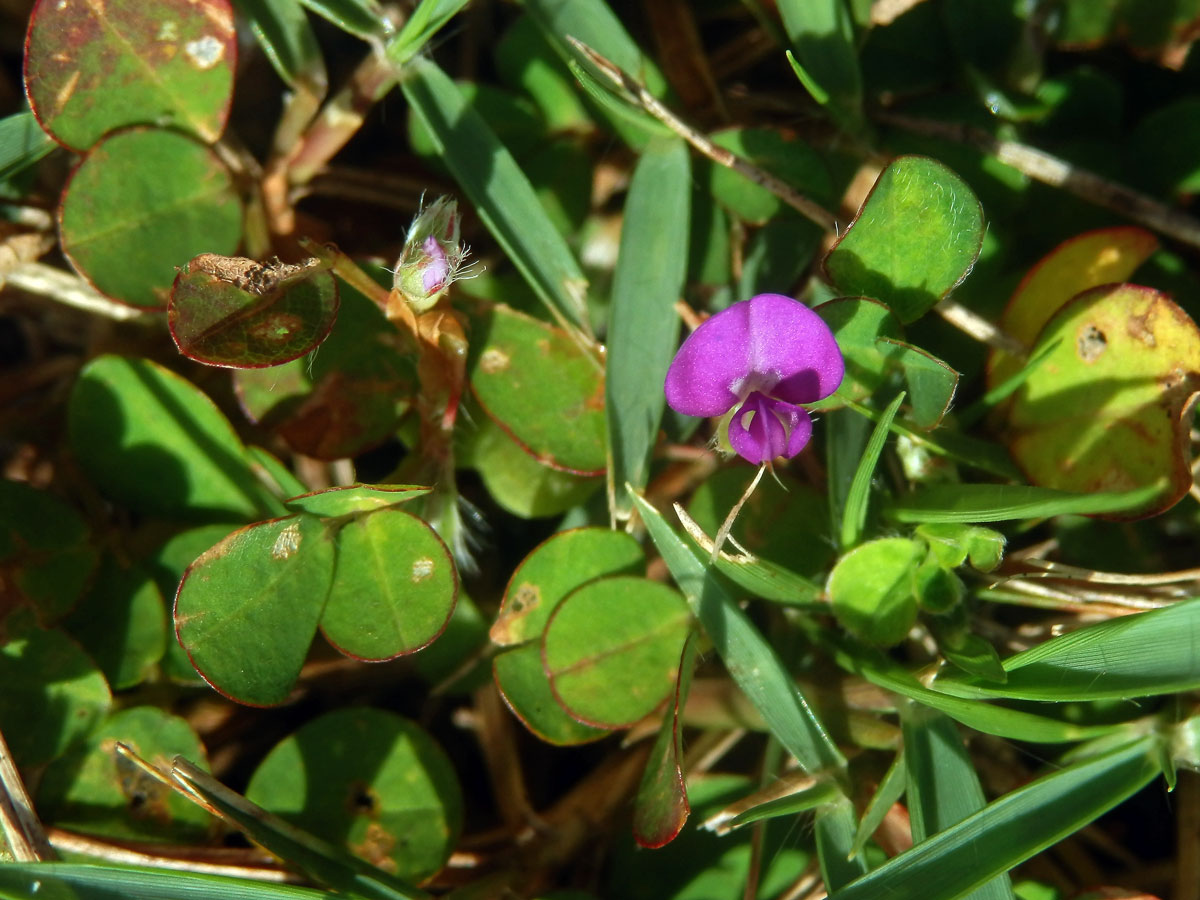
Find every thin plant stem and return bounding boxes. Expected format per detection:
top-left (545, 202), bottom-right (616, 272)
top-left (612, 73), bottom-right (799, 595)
top-left (712, 463), bottom-right (767, 562)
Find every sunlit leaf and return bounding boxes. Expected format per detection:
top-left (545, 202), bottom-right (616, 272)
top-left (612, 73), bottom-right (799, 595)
top-left (1006, 283), bottom-right (1200, 518)
top-left (543, 576), bottom-right (691, 728)
top-left (824, 156), bottom-right (984, 324)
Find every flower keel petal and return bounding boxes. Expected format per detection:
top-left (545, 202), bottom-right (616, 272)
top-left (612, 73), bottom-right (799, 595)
top-left (727, 393), bottom-right (813, 464)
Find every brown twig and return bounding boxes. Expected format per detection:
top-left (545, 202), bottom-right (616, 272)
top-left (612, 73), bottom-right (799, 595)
top-left (566, 37), bottom-right (838, 234)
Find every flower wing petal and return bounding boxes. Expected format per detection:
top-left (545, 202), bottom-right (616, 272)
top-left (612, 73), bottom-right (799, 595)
top-left (664, 301), bottom-right (754, 416)
top-left (745, 293), bottom-right (844, 404)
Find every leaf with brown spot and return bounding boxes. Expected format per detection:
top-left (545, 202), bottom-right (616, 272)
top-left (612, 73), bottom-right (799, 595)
top-left (1006, 283), bottom-right (1200, 518)
top-left (989, 226), bottom-right (1158, 389)
top-left (170, 254), bottom-right (339, 368)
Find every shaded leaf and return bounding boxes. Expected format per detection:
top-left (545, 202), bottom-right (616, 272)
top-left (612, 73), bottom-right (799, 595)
top-left (246, 708), bottom-right (461, 883)
top-left (37, 706), bottom-right (210, 842)
top-left (0, 627), bottom-right (111, 766)
top-left (68, 355), bottom-right (280, 521)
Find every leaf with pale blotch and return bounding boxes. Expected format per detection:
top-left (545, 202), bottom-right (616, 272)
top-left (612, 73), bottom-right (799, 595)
top-left (175, 514), bottom-right (334, 706)
top-left (491, 527), bottom-right (644, 647)
top-left (25, 0), bottom-right (236, 151)
top-left (989, 227), bottom-right (1158, 389)
top-left (320, 508), bottom-right (457, 662)
top-left (469, 304), bottom-right (606, 474)
top-left (1007, 283), bottom-right (1200, 518)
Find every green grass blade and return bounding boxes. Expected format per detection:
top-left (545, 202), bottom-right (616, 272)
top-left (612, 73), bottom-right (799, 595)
top-left (170, 758), bottom-right (429, 900)
top-left (633, 492), bottom-right (845, 774)
top-left (0, 111), bottom-right (54, 182)
top-left (607, 137), bottom-right (690, 514)
top-left (232, 0), bottom-right (325, 89)
top-left (936, 598), bottom-right (1200, 701)
top-left (523, 0), bottom-right (668, 144)
top-left (815, 796), bottom-right (869, 892)
top-left (886, 482), bottom-right (1165, 523)
top-left (777, 0), bottom-right (862, 131)
top-left (902, 705), bottom-right (1014, 900)
top-left (850, 750), bottom-right (906, 856)
top-left (386, 0), bottom-right (471, 66)
top-left (822, 639), bottom-right (1121, 743)
top-left (831, 735), bottom-right (1162, 900)
top-left (0, 862), bottom-right (353, 899)
top-left (296, 0), bottom-right (388, 39)
top-left (840, 391), bottom-right (904, 548)
top-left (400, 58), bottom-right (591, 334)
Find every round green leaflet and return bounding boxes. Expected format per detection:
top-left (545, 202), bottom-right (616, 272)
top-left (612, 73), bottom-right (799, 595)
top-left (543, 576), bottom-right (692, 729)
top-left (493, 643), bottom-right (611, 746)
top-left (491, 526), bottom-right (645, 647)
top-left (174, 513), bottom-right (335, 707)
top-left (37, 706), bottom-right (211, 842)
top-left (245, 708), bottom-right (462, 884)
top-left (24, 0), bottom-right (236, 151)
top-left (828, 537), bottom-right (924, 647)
top-left (319, 508), bottom-right (458, 662)
top-left (0, 479), bottom-right (97, 626)
top-left (468, 304), bottom-right (607, 474)
top-left (59, 128), bottom-right (243, 309)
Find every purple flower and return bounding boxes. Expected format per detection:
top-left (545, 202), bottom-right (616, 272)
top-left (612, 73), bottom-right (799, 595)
top-left (664, 293), bottom-right (844, 464)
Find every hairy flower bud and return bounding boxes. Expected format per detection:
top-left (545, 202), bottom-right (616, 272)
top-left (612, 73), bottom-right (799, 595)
top-left (393, 196), bottom-right (469, 313)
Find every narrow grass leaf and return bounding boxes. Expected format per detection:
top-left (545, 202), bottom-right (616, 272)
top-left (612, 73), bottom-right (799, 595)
top-left (296, 0), bottom-right (388, 40)
top-left (607, 137), bottom-right (689, 513)
top-left (824, 639), bottom-right (1121, 743)
top-left (936, 598), bottom-right (1200, 701)
top-left (902, 705), bottom-right (1014, 900)
top-left (170, 757), bottom-right (430, 900)
top-left (0, 862), bottom-right (357, 899)
top-left (777, 0), bottom-right (862, 131)
top-left (386, 0), bottom-right (471, 66)
top-left (841, 391), bottom-right (904, 548)
top-left (0, 111), bottom-right (53, 181)
top-left (633, 492), bottom-right (844, 774)
top-left (401, 58), bottom-right (590, 333)
top-left (233, 0), bottom-right (325, 89)
top-left (886, 482), bottom-right (1165, 523)
top-left (830, 735), bottom-right (1162, 900)
top-left (851, 750), bottom-right (906, 856)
